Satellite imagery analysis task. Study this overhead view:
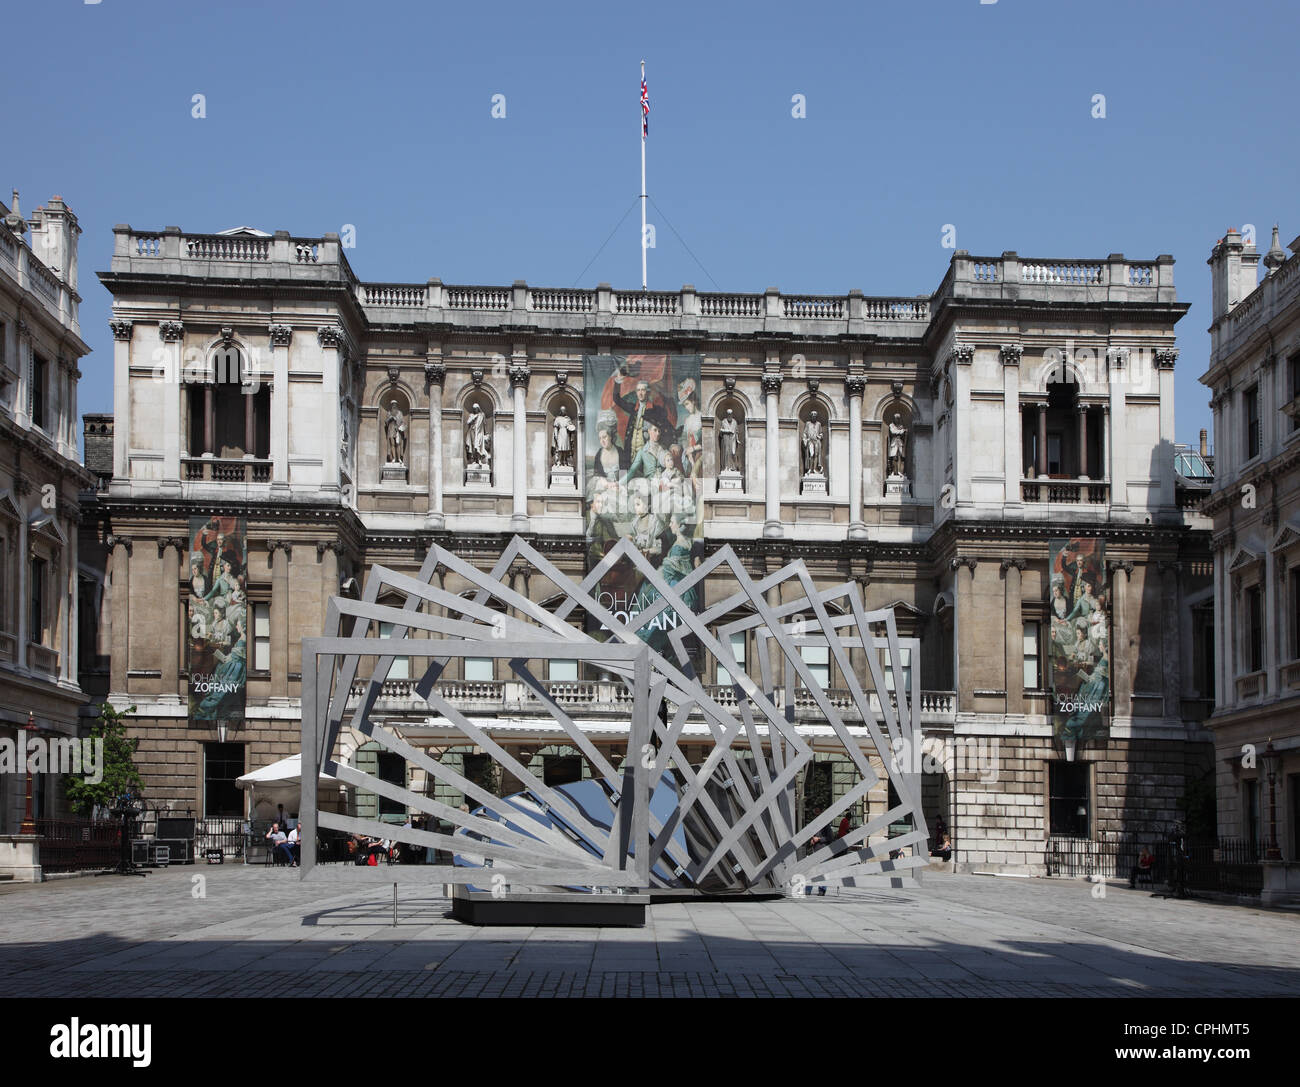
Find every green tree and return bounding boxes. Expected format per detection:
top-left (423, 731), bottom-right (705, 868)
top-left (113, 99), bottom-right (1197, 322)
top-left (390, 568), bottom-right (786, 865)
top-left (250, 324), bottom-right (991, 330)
top-left (66, 703), bottom-right (143, 817)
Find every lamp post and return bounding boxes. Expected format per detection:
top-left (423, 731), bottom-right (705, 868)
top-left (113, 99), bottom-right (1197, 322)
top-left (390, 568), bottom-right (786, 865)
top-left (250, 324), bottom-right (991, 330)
top-left (1262, 739), bottom-right (1282, 861)
top-left (19, 711), bottom-right (39, 835)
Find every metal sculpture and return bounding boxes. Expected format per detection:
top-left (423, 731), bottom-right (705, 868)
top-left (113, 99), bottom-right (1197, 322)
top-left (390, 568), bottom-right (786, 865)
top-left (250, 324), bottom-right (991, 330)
top-left (298, 535), bottom-right (928, 900)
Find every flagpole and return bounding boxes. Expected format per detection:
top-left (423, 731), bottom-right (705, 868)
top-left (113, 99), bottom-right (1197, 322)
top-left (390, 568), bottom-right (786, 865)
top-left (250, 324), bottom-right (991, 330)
top-left (640, 59), bottom-right (647, 291)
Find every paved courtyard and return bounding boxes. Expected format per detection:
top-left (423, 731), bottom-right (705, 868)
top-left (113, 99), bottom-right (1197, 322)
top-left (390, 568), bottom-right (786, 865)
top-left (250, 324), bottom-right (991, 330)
top-left (0, 867), bottom-right (1296, 998)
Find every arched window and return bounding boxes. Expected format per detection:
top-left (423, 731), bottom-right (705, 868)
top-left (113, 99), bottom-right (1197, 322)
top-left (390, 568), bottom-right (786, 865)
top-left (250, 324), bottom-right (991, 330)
top-left (185, 346), bottom-right (270, 473)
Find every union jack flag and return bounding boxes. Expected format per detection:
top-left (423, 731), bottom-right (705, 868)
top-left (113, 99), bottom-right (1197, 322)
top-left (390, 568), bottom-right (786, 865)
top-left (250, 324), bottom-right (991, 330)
top-left (641, 73), bottom-right (649, 137)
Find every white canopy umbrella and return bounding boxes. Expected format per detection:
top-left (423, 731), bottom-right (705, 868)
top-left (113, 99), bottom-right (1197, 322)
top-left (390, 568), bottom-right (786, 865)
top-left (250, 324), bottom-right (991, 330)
top-left (236, 754), bottom-right (342, 829)
top-left (235, 753), bottom-right (339, 788)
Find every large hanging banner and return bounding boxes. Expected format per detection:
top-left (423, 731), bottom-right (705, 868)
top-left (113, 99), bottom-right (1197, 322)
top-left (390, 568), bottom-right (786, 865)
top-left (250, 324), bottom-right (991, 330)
top-left (1048, 538), bottom-right (1109, 747)
top-left (187, 515), bottom-right (248, 723)
top-left (584, 353), bottom-right (704, 661)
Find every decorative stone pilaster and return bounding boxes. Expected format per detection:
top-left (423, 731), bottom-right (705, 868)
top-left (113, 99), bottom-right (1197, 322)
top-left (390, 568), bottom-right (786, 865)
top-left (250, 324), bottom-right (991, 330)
top-left (423, 357), bottom-right (447, 528)
top-left (509, 360), bottom-right (531, 531)
top-left (846, 373), bottom-right (866, 539)
top-left (158, 320), bottom-right (184, 343)
top-left (999, 343), bottom-right (1023, 366)
top-left (109, 318), bottom-right (133, 341)
top-left (1000, 558), bottom-right (1027, 715)
top-left (268, 323), bottom-right (293, 347)
top-left (762, 371), bottom-right (784, 538)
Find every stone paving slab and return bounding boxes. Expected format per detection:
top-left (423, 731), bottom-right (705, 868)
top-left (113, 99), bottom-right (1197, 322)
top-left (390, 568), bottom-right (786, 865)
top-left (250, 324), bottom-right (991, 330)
top-left (0, 867), bottom-right (1296, 997)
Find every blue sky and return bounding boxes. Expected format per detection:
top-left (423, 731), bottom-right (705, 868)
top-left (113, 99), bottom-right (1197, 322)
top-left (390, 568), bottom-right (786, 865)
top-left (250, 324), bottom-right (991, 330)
top-left (7, 0), bottom-right (1298, 455)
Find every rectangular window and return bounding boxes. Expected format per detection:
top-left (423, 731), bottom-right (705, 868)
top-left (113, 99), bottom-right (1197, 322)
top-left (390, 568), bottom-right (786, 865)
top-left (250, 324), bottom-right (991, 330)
top-left (1291, 569), bottom-right (1300, 662)
top-left (376, 751), bottom-right (406, 818)
top-left (465, 657), bottom-right (493, 682)
top-left (716, 632), bottom-right (747, 686)
top-left (1244, 779), bottom-right (1260, 847)
top-left (30, 354), bottom-right (47, 430)
top-left (1245, 385), bottom-right (1260, 460)
top-left (1047, 432), bottom-right (1063, 475)
top-left (1289, 356), bottom-right (1300, 433)
top-left (1023, 622), bottom-right (1040, 690)
top-left (1048, 761), bottom-right (1090, 838)
top-left (1245, 584), bottom-right (1263, 673)
top-left (378, 620), bottom-right (410, 680)
top-left (253, 602), bottom-right (270, 672)
top-left (883, 646), bottom-right (912, 696)
top-left (203, 742), bottom-right (245, 818)
top-left (799, 644), bottom-right (830, 688)
top-left (29, 556), bottom-right (46, 644)
top-left (550, 658), bottom-right (578, 682)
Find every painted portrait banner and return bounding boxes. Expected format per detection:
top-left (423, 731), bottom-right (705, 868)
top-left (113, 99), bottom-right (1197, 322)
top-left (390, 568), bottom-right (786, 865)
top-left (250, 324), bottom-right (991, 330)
top-left (1047, 538), bottom-right (1109, 750)
top-left (583, 353), bottom-right (704, 662)
top-left (187, 515), bottom-right (248, 723)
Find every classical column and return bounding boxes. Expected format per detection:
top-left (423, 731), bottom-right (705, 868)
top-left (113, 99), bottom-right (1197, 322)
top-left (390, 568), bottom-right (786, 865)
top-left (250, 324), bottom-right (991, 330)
top-left (424, 355), bottom-right (446, 529)
top-left (1001, 558), bottom-right (1026, 716)
top-left (762, 371), bottom-right (784, 538)
top-left (317, 326), bottom-right (347, 494)
top-left (65, 516), bottom-right (79, 684)
top-left (157, 537), bottom-right (185, 701)
top-left (1155, 348), bottom-right (1179, 509)
top-left (847, 373), bottom-right (866, 539)
top-left (1107, 348), bottom-right (1129, 509)
top-left (270, 541), bottom-right (291, 699)
top-left (203, 383), bottom-right (214, 457)
top-left (317, 542), bottom-right (341, 646)
top-left (1157, 560), bottom-right (1182, 720)
top-left (509, 357), bottom-right (531, 531)
top-left (951, 557), bottom-right (978, 711)
top-left (107, 535), bottom-right (132, 695)
top-left (157, 321), bottom-right (183, 488)
top-left (1212, 542), bottom-right (1227, 710)
top-left (1109, 560), bottom-right (1134, 722)
top-left (952, 345), bottom-right (974, 508)
top-left (109, 319), bottom-right (132, 487)
top-left (1036, 401), bottom-right (1048, 477)
top-left (269, 324), bottom-right (292, 490)
top-left (15, 484), bottom-right (29, 667)
top-left (1077, 405), bottom-right (1088, 479)
top-left (1000, 344), bottom-right (1023, 508)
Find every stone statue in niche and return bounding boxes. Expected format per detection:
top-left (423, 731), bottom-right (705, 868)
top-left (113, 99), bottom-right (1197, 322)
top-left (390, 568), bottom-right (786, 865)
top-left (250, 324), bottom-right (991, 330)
top-left (464, 402), bottom-right (492, 484)
top-left (801, 411), bottom-right (824, 477)
top-left (384, 400), bottom-right (407, 464)
top-left (718, 408), bottom-right (743, 473)
top-left (551, 404), bottom-right (576, 468)
top-left (887, 412), bottom-right (909, 479)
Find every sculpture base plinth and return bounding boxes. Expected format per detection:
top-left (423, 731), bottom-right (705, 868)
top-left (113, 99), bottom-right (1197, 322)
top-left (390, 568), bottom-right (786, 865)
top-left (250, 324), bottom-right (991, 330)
top-left (450, 885), bottom-right (648, 927)
top-left (548, 465), bottom-right (576, 490)
top-left (380, 463), bottom-right (408, 483)
top-left (801, 472), bottom-right (827, 496)
top-left (464, 465), bottom-right (492, 487)
top-left (718, 469), bottom-right (743, 491)
top-left (884, 478), bottom-right (912, 497)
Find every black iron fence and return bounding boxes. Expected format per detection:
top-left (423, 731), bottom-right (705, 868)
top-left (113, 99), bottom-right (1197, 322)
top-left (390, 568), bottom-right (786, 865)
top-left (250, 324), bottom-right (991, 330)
top-left (35, 818), bottom-right (120, 873)
top-left (195, 816), bottom-right (247, 860)
top-left (1045, 833), bottom-right (1262, 895)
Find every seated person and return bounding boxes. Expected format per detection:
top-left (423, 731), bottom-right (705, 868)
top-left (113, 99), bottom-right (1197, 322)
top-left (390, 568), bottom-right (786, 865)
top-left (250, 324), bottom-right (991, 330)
top-left (930, 833), bottom-right (953, 860)
top-left (281, 823), bottom-right (301, 867)
top-left (1129, 845), bottom-right (1154, 887)
top-left (264, 822), bottom-right (288, 864)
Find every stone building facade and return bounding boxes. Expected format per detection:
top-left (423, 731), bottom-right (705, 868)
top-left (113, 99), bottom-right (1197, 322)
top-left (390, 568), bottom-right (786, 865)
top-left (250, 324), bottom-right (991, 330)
top-left (81, 224), bottom-right (1212, 872)
top-left (1200, 223), bottom-right (1300, 887)
top-left (0, 191), bottom-right (93, 846)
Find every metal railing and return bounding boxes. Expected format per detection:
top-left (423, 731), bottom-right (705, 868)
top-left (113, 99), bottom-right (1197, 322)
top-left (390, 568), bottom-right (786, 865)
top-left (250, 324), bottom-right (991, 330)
top-left (34, 818), bottom-right (120, 873)
top-left (195, 815), bottom-right (247, 859)
top-left (1045, 833), bottom-right (1262, 895)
